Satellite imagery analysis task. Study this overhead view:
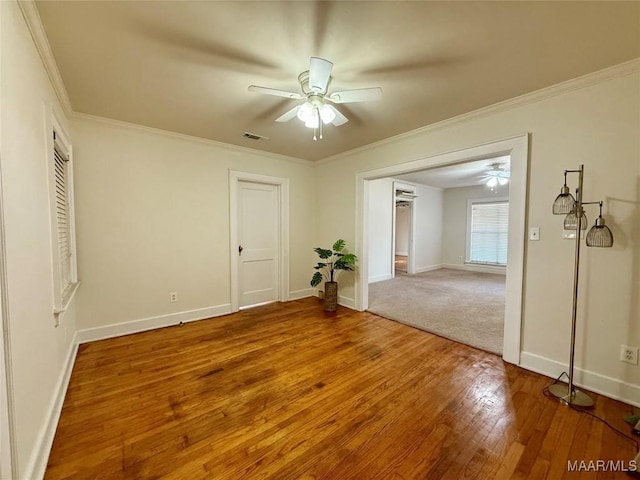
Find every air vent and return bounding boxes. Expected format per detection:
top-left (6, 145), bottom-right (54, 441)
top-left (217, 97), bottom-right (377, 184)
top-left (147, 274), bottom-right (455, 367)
top-left (243, 132), bottom-right (269, 141)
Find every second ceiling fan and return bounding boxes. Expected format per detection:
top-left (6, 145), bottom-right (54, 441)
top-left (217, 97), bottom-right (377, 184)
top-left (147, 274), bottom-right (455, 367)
top-left (248, 57), bottom-right (382, 140)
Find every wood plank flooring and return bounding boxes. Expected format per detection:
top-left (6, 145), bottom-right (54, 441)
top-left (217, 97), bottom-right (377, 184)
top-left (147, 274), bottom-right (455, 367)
top-left (46, 298), bottom-right (638, 479)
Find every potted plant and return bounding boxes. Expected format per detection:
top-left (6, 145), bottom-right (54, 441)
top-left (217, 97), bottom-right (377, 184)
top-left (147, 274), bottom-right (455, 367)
top-left (310, 239), bottom-right (357, 312)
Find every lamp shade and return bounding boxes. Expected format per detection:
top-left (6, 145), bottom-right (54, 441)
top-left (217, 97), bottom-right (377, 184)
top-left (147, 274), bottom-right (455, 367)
top-left (319, 104), bottom-right (336, 124)
top-left (552, 185), bottom-right (575, 215)
top-left (586, 216), bottom-right (614, 247)
top-left (563, 211), bottom-right (587, 230)
top-left (297, 102), bottom-right (313, 123)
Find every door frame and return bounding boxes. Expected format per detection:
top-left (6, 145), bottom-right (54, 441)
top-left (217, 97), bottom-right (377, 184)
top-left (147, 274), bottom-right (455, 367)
top-left (0, 158), bottom-right (16, 478)
top-left (355, 134), bottom-right (529, 365)
top-left (229, 171), bottom-right (289, 313)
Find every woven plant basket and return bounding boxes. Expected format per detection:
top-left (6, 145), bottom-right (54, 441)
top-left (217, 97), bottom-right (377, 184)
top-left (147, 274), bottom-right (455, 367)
top-left (324, 282), bottom-right (338, 312)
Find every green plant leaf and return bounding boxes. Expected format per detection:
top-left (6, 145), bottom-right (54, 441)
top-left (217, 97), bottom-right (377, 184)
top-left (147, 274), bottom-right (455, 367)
top-left (341, 253), bottom-right (357, 265)
top-left (334, 259), bottom-right (354, 270)
top-left (310, 271), bottom-right (323, 287)
top-left (332, 239), bottom-right (345, 252)
top-left (314, 247), bottom-right (333, 259)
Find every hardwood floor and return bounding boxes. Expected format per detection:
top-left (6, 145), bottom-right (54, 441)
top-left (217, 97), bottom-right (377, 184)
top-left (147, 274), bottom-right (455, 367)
top-left (46, 298), bottom-right (637, 479)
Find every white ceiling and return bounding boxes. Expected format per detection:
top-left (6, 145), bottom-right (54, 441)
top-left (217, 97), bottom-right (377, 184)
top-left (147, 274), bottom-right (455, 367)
top-left (394, 156), bottom-right (510, 190)
top-left (36, 1), bottom-right (640, 162)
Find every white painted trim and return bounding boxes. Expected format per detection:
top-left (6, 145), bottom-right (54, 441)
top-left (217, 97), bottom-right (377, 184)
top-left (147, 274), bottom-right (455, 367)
top-left (0, 128), bottom-right (17, 480)
top-left (338, 295), bottom-right (356, 310)
top-left (288, 288), bottom-right (315, 301)
top-left (77, 304), bottom-right (232, 344)
top-left (368, 274), bottom-right (393, 284)
top-left (17, 1), bottom-right (73, 115)
top-left (318, 59), bottom-right (640, 167)
top-left (442, 263), bottom-right (506, 276)
top-left (73, 112), bottom-right (312, 167)
top-left (414, 264), bottom-right (444, 274)
top-left (521, 352), bottom-right (640, 408)
top-left (23, 332), bottom-right (78, 480)
top-left (46, 105), bottom-right (78, 321)
top-left (395, 251), bottom-right (408, 256)
top-left (229, 171), bottom-right (290, 313)
top-left (356, 134), bottom-right (529, 366)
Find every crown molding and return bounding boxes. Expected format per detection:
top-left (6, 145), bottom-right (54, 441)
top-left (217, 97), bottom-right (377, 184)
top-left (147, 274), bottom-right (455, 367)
top-left (317, 58), bottom-right (640, 166)
top-left (71, 112), bottom-right (314, 167)
top-left (17, 0), bottom-right (73, 116)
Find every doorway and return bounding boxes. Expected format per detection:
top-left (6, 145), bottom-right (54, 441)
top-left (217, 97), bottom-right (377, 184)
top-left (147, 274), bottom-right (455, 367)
top-left (393, 183), bottom-right (416, 276)
top-left (229, 172), bottom-right (290, 312)
top-left (394, 201), bottom-right (411, 274)
top-left (356, 135), bottom-right (529, 365)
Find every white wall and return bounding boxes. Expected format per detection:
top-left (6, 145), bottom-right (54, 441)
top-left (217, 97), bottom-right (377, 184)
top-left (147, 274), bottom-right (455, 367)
top-left (412, 184), bottom-right (443, 272)
top-left (394, 204), bottom-right (409, 255)
top-left (0, 2), bottom-right (77, 476)
top-left (442, 183), bottom-right (509, 271)
top-left (367, 178), bottom-right (393, 283)
top-left (316, 65), bottom-right (640, 405)
top-left (71, 116), bottom-right (316, 334)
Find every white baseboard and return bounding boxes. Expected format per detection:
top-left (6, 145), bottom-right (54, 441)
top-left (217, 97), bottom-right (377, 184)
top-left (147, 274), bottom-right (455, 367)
top-left (338, 295), bottom-right (356, 310)
top-left (368, 273), bottom-right (393, 283)
top-left (442, 263), bottom-right (506, 275)
top-left (414, 264), bottom-right (443, 274)
top-left (288, 288), bottom-right (315, 301)
top-left (520, 351), bottom-right (640, 408)
top-left (395, 251), bottom-right (408, 256)
top-left (77, 304), bottom-right (232, 344)
top-left (24, 332), bottom-right (79, 480)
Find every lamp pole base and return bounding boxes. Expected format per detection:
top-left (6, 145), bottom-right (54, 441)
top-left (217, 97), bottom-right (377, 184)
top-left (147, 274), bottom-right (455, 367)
top-left (548, 383), bottom-right (594, 407)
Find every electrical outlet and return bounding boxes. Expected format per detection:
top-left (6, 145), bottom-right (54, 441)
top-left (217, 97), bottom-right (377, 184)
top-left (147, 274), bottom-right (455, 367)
top-left (170, 291), bottom-right (178, 303)
top-left (620, 345), bottom-right (639, 365)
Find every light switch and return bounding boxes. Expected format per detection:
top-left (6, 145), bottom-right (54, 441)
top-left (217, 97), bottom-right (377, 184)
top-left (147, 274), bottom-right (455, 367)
top-left (529, 227), bottom-right (540, 241)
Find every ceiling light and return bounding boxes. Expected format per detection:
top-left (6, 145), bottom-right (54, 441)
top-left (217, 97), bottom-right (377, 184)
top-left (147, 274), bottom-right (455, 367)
top-left (319, 104), bottom-right (336, 124)
top-left (296, 102), bottom-right (313, 123)
top-left (484, 163), bottom-right (509, 190)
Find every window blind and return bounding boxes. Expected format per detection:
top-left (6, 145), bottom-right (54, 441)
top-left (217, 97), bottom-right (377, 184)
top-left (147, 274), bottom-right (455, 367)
top-left (469, 201), bottom-right (509, 266)
top-left (54, 144), bottom-right (72, 298)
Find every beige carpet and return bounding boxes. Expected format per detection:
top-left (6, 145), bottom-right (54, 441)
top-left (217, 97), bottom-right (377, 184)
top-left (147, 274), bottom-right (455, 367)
top-left (367, 268), bottom-right (505, 354)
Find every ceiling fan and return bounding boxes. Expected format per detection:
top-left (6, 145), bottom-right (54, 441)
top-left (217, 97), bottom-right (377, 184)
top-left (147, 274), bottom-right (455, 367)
top-left (248, 57), bottom-right (382, 140)
top-left (481, 163), bottom-right (510, 190)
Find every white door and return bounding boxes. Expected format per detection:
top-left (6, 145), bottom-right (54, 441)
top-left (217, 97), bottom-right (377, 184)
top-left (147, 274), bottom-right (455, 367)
top-left (237, 181), bottom-right (279, 308)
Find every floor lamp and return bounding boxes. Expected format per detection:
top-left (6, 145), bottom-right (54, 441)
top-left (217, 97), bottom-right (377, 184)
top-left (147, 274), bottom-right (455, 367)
top-left (549, 165), bottom-right (614, 407)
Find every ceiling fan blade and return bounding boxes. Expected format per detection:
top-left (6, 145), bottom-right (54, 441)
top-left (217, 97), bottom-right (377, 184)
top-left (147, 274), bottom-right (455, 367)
top-left (275, 105), bottom-right (300, 123)
top-left (248, 85), bottom-right (302, 100)
top-left (328, 105), bottom-right (349, 126)
top-left (329, 87), bottom-right (382, 103)
top-left (309, 57), bottom-right (333, 93)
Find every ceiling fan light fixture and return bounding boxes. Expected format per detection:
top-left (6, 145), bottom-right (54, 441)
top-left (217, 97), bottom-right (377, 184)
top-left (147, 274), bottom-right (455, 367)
top-left (304, 108), bottom-right (319, 129)
top-left (319, 104), bottom-right (336, 124)
top-left (487, 177), bottom-right (498, 188)
top-left (296, 102), bottom-right (313, 123)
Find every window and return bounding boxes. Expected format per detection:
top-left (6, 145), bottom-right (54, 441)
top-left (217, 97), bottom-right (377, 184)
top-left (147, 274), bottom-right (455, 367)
top-left (467, 200), bottom-right (509, 266)
top-left (49, 127), bottom-right (78, 315)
